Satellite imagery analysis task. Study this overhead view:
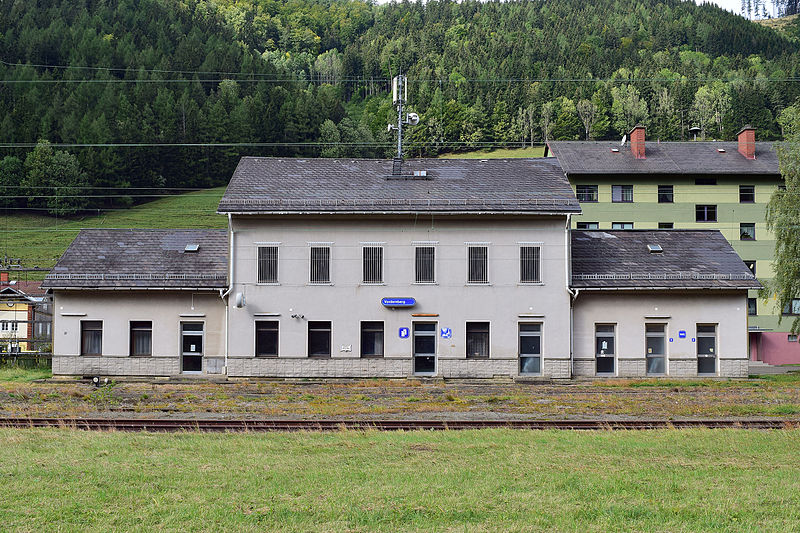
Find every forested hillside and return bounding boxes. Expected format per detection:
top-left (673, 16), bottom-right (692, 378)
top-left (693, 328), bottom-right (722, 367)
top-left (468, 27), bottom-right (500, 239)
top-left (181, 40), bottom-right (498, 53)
top-left (0, 0), bottom-right (798, 214)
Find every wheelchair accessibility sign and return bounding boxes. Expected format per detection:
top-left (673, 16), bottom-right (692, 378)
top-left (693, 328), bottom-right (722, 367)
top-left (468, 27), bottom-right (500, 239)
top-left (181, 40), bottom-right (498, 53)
top-left (440, 327), bottom-right (452, 339)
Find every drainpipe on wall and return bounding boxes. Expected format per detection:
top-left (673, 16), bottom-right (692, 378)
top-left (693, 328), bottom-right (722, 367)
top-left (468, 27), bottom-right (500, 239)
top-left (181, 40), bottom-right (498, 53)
top-left (219, 213), bottom-right (235, 375)
top-left (565, 214), bottom-right (577, 377)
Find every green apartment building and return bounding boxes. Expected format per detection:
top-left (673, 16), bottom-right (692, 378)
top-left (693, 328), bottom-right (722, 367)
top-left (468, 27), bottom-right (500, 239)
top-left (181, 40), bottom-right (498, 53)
top-left (549, 126), bottom-right (800, 365)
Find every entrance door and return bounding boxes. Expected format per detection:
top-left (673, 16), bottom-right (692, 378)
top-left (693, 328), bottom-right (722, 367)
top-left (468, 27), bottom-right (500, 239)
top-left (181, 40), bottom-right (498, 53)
top-left (181, 322), bottom-right (204, 373)
top-left (413, 322), bottom-right (436, 375)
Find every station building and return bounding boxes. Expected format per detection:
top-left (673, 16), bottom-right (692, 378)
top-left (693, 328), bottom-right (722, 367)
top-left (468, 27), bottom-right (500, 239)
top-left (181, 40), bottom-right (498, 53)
top-left (43, 157), bottom-right (759, 379)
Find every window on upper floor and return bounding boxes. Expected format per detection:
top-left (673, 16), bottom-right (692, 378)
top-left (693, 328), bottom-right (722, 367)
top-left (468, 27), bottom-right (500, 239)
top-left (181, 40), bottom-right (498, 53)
top-left (309, 246), bottom-right (331, 284)
top-left (467, 246), bottom-right (489, 284)
top-left (739, 185), bottom-right (755, 203)
top-left (658, 222), bottom-right (674, 229)
top-left (748, 298), bottom-right (757, 316)
top-left (695, 177), bottom-right (717, 185)
top-left (612, 222), bottom-right (633, 230)
top-left (520, 246), bottom-right (541, 283)
top-left (362, 246), bottom-right (383, 284)
top-left (744, 261), bottom-right (756, 276)
top-left (414, 246), bottom-right (436, 284)
top-left (257, 246), bottom-right (278, 284)
top-left (740, 223), bottom-right (756, 241)
top-left (576, 222), bottom-right (598, 230)
top-left (576, 185), bottom-right (598, 202)
top-left (657, 185), bottom-right (673, 203)
top-left (783, 299), bottom-right (800, 316)
top-left (695, 205), bottom-right (717, 222)
top-left (611, 185), bottom-right (633, 203)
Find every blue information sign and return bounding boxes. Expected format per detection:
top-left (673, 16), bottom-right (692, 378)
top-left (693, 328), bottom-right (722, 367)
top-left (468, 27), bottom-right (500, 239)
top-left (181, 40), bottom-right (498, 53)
top-left (399, 327), bottom-right (410, 339)
top-left (381, 297), bottom-right (416, 308)
top-left (678, 330), bottom-right (687, 339)
top-left (669, 338), bottom-right (674, 343)
top-left (440, 327), bottom-right (452, 339)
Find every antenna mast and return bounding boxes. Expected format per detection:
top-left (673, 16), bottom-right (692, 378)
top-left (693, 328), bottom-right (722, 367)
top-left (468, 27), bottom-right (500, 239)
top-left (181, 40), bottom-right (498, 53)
top-left (388, 74), bottom-right (419, 161)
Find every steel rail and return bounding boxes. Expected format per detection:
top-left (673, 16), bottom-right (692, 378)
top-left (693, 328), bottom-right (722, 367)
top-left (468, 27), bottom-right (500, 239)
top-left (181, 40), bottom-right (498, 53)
top-left (0, 418), bottom-right (796, 432)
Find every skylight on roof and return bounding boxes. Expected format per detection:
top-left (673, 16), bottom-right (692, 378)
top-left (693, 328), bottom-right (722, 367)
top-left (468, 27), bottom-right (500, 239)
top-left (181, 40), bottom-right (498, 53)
top-left (647, 244), bottom-right (663, 254)
top-left (184, 244), bottom-right (200, 253)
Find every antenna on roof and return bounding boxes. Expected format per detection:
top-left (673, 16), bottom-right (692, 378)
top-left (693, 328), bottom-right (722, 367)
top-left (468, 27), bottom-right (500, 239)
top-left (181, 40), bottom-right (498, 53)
top-left (387, 74), bottom-right (419, 164)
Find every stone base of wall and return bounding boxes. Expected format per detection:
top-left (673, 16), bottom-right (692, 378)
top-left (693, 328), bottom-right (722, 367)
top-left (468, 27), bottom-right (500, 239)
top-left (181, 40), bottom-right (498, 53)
top-left (439, 358), bottom-right (516, 378)
top-left (543, 359), bottom-right (571, 379)
top-left (720, 359), bottom-right (748, 378)
top-left (573, 359), bottom-right (595, 377)
top-left (227, 357), bottom-right (413, 378)
top-left (618, 359), bottom-right (646, 377)
top-left (53, 356), bottom-right (179, 376)
top-left (668, 359), bottom-right (697, 377)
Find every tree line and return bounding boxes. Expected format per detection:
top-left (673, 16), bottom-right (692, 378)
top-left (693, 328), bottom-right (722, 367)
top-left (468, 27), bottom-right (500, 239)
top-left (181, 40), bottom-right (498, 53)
top-left (1, 0), bottom-right (800, 215)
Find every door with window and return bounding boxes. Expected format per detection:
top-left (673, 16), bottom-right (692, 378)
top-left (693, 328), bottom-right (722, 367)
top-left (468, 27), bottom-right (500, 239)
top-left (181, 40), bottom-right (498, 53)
top-left (697, 324), bottom-right (717, 375)
top-left (413, 322), bottom-right (436, 375)
top-left (595, 324), bottom-right (615, 375)
top-left (519, 323), bottom-right (542, 374)
top-left (181, 322), bottom-right (204, 373)
top-left (645, 324), bottom-right (666, 375)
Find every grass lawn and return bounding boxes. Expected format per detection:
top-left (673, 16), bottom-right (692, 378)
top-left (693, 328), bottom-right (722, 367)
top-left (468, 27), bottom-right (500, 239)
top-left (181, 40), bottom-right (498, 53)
top-left (0, 187), bottom-right (227, 279)
top-left (0, 428), bottom-right (798, 531)
top-left (0, 365), bottom-right (51, 382)
top-left (438, 145), bottom-right (547, 159)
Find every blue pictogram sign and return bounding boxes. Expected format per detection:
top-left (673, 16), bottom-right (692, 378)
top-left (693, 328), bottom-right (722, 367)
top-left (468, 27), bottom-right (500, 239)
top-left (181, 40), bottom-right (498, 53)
top-left (678, 330), bottom-right (687, 339)
top-left (399, 327), bottom-right (410, 339)
top-left (440, 327), bottom-right (452, 339)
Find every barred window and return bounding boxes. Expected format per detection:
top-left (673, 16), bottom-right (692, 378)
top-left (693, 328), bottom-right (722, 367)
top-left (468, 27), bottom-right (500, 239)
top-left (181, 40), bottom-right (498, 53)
top-left (257, 246), bottom-right (278, 283)
top-left (310, 246), bottom-right (331, 284)
top-left (467, 246), bottom-right (488, 284)
top-left (415, 246), bottom-right (435, 283)
top-left (362, 246), bottom-right (383, 284)
top-left (520, 246), bottom-right (541, 283)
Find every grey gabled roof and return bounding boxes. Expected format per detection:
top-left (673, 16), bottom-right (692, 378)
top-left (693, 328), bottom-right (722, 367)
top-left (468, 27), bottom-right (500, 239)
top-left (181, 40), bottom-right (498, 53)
top-left (42, 229), bottom-right (228, 289)
top-left (548, 141), bottom-right (778, 176)
top-left (218, 157), bottom-right (580, 214)
top-left (570, 230), bottom-right (761, 290)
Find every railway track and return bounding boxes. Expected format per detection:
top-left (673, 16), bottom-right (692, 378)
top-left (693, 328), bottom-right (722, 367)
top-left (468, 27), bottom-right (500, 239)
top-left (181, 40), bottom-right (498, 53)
top-left (0, 418), bottom-right (796, 432)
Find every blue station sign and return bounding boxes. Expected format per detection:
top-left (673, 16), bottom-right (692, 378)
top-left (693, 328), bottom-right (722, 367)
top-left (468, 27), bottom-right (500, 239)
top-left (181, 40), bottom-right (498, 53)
top-left (381, 297), bottom-right (416, 308)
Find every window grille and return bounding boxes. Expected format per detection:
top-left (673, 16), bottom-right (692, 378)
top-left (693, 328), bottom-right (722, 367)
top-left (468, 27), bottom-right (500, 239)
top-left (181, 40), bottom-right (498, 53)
top-left (415, 246), bottom-right (435, 283)
top-left (257, 246), bottom-right (278, 283)
top-left (362, 246), bottom-right (383, 284)
top-left (467, 246), bottom-right (488, 284)
top-left (520, 246), bottom-right (541, 283)
top-left (310, 246), bottom-right (331, 284)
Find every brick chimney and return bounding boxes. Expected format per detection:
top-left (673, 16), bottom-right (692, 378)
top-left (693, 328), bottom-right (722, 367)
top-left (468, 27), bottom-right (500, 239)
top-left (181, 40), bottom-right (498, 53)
top-left (630, 125), bottom-right (646, 159)
top-left (0, 272), bottom-right (8, 285)
top-left (737, 126), bottom-right (756, 160)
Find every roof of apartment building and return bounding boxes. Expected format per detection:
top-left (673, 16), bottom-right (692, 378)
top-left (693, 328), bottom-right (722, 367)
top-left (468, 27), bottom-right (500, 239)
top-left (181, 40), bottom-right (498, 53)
top-left (548, 141), bottom-right (778, 175)
top-left (41, 229), bottom-right (228, 290)
top-left (0, 280), bottom-right (45, 298)
top-left (217, 157), bottom-right (581, 214)
top-left (570, 230), bottom-right (762, 290)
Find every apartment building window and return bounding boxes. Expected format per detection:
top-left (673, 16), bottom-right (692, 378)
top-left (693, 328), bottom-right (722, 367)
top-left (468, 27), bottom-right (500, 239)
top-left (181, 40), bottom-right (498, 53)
top-left (362, 246), bottom-right (383, 284)
top-left (611, 185), bottom-right (633, 203)
top-left (783, 299), bottom-right (800, 316)
top-left (739, 185), bottom-right (755, 203)
top-left (612, 222), bottom-right (633, 230)
top-left (695, 177), bottom-right (717, 185)
top-left (695, 205), bottom-right (717, 222)
top-left (415, 246), bottom-right (436, 284)
top-left (0, 321), bottom-right (6, 331)
top-left (576, 222), bottom-right (599, 230)
top-left (467, 246), bottom-right (489, 284)
top-left (748, 298), bottom-right (757, 316)
top-left (80, 320), bottom-right (102, 356)
top-left (789, 334), bottom-right (798, 343)
top-left (520, 246), bottom-right (541, 283)
top-left (130, 321), bottom-right (152, 356)
top-left (658, 222), bottom-right (674, 229)
top-left (257, 246), bottom-right (278, 284)
top-left (466, 322), bottom-right (490, 359)
top-left (308, 321), bottom-right (331, 357)
top-left (310, 246), bottom-right (331, 284)
top-left (360, 321), bottom-right (384, 358)
top-left (595, 324), bottom-right (615, 374)
top-left (740, 223), bottom-right (756, 241)
top-left (519, 323), bottom-right (541, 374)
top-left (657, 185), bottom-right (673, 203)
top-left (645, 324), bottom-right (666, 375)
top-left (255, 321), bottom-right (279, 357)
top-left (697, 324), bottom-right (717, 375)
top-left (10, 320), bottom-right (17, 331)
top-left (744, 261), bottom-right (756, 276)
top-left (576, 185), bottom-right (598, 202)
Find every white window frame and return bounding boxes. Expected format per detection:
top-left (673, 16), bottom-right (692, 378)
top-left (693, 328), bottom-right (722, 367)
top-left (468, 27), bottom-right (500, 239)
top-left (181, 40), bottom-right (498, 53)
top-left (308, 242), bottom-right (333, 285)
top-left (412, 241), bottom-right (438, 285)
top-left (360, 242), bottom-right (385, 285)
top-left (255, 242), bottom-right (280, 285)
top-left (518, 321), bottom-right (543, 375)
top-left (465, 242), bottom-right (490, 285)
top-left (518, 242), bottom-right (543, 284)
